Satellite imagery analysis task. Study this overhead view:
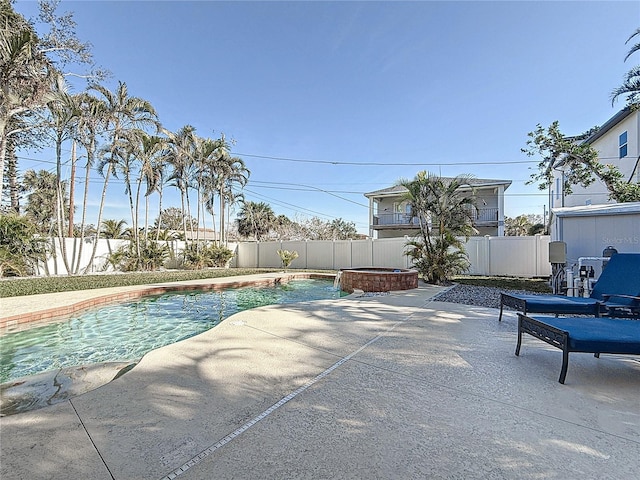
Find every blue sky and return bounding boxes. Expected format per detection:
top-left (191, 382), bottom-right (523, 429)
top-left (14, 1), bottom-right (640, 234)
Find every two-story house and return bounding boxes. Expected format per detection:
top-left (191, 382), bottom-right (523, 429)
top-left (364, 177), bottom-right (512, 239)
top-left (550, 107), bottom-right (640, 208)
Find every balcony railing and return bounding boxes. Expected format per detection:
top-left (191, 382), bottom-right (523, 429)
top-left (373, 208), bottom-right (499, 227)
top-left (472, 207), bottom-right (499, 223)
top-left (373, 213), bottom-right (419, 226)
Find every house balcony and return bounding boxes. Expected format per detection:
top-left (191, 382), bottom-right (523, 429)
top-left (372, 208), bottom-right (499, 230)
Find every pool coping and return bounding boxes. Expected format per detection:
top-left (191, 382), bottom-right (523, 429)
top-left (0, 272), bottom-right (335, 334)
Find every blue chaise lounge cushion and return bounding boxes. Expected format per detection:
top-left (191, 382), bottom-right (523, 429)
top-left (531, 316), bottom-right (640, 354)
top-left (512, 295), bottom-right (599, 314)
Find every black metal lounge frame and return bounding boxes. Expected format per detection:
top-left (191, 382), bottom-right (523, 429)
top-left (516, 314), bottom-right (640, 384)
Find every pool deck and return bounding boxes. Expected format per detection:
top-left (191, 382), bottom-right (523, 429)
top-left (1, 274), bottom-right (639, 479)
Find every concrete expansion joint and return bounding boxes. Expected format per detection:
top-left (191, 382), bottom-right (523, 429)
top-left (160, 317), bottom-right (408, 479)
top-left (69, 398), bottom-right (116, 480)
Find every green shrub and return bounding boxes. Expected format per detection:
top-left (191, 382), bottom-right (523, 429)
top-left (183, 242), bottom-right (234, 269)
top-left (0, 214), bottom-right (49, 277)
top-left (0, 268), bottom-right (282, 297)
top-left (277, 249), bottom-right (299, 271)
top-left (106, 240), bottom-right (170, 272)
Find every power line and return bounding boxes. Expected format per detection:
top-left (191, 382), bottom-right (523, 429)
top-left (235, 152), bottom-right (538, 166)
top-left (241, 188), bottom-right (370, 226)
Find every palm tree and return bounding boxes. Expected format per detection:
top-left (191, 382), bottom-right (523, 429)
top-left (164, 125), bottom-right (197, 242)
top-left (236, 201), bottom-right (275, 241)
top-left (217, 154), bottom-right (249, 246)
top-left (100, 218), bottom-right (128, 239)
top-left (100, 218), bottom-right (127, 259)
top-left (209, 135), bottom-right (250, 245)
top-left (112, 127), bottom-right (148, 253)
top-left (44, 74), bottom-right (79, 274)
top-left (72, 91), bottom-right (107, 273)
top-left (192, 136), bottom-right (219, 244)
top-left (397, 172), bottom-right (477, 285)
top-left (84, 81), bottom-right (158, 273)
top-left (611, 28), bottom-right (640, 108)
top-left (135, 133), bottom-right (167, 241)
top-left (22, 169), bottom-right (66, 235)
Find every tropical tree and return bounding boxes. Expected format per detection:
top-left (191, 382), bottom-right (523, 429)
top-left (71, 90), bottom-right (106, 272)
top-left (0, 1), bottom-right (55, 205)
top-left (505, 215), bottom-right (532, 236)
top-left (99, 217), bottom-right (128, 262)
top-left (209, 135), bottom-right (249, 246)
top-left (22, 168), bottom-right (67, 235)
top-left (84, 81), bottom-right (158, 273)
top-left (153, 207), bottom-right (197, 232)
top-left (611, 27), bottom-right (640, 108)
top-left (3, 135), bottom-right (20, 212)
top-left (164, 125), bottom-right (197, 241)
top-left (220, 155), bottom-right (249, 245)
top-left (524, 121), bottom-right (640, 228)
top-left (100, 218), bottom-right (128, 239)
top-left (193, 135), bottom-right (220, 243)
top-left (0, 213), bottom-right (48, 276)
top-left (1, 0), bottom-right (103, 208)
top-left (397, 172), bottom-right (477, 285)
top-left (111, 127), bottom-right (148, 253)
top-left (236, 201), bottom-right (276, 240)
top-left (44, 74), bottom-right (80, 273)
top-left (505, 214), bottom-right (545, 236)
top-left (135, 132), bottom-right (166, 240)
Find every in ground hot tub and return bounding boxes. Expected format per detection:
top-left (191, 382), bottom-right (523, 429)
top-left (338, 267), bottom-right (418, 293)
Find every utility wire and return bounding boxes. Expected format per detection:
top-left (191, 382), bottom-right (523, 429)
top-left (236, 152), bottom-right (538, 166)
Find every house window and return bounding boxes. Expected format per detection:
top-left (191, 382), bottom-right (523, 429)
top-left (619, 131), bottom-right (628, 158)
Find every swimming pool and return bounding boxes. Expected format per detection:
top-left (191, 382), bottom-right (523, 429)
top-left (0, 279), bottom-right (344, 383)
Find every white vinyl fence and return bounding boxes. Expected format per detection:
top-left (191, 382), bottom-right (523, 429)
top-left (35, 235), bottom-right (551, 277)
top-left (236, 235), bottom-right (551, 277)
top-left (35, 237), bottom-right (189, 276)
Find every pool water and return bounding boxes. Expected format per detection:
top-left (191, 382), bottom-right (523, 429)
top-left (0, 279), bottom-right (344, 383)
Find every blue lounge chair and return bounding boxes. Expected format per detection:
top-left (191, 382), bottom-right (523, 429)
top-left (499, 253), bottom-right (640, 321)
top-left (516, 314), bottom-right (640, 383)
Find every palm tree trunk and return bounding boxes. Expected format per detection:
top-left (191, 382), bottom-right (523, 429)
top-left (0, 130), bottom-right (7, 205)
top-left (180, 188), bottom-right (188, 242)
top-left (85, 167), bottom-right (111, 274)
top-left (219, 188), bottom-right (225, 247)
top-left (74, 141), bottom-right (94, 274)
top-left (55, 137), bottom-right (72, 275)
top-left (124, 169), bottom-right (139, 259)
top-left (144, 193), bottom-right (150, 242)
top-left (155, 183), bottom-right (164, 242)
top-left (134, 176), bottom-right (144, 255)
top-left (6, 145), bottom-right (19, 213)
top-left (195, 185), bottom-right (202, 245)
top-left (185, 188), bottom-right (194, 243)
top-left (68, 141), bottom-right (76, 238)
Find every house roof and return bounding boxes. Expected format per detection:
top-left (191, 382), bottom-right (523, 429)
top-left (552, 202), bottom-right (640, 217)
top-left (581, 107), bottom-right (634, 145)
top-left (364, 177), bottom-right (512, 198)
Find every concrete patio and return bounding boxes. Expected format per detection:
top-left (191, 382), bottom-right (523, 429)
top-left (1, 280), bottom-right (639, 479)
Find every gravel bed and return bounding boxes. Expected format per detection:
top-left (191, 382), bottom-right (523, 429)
top-left (432, 283), bottom-right (542, 309)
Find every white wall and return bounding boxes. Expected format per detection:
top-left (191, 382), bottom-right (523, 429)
top-left (234, 236), bottom-right (551, 277)
top-left (33, 236), bottom-right (552, 277)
